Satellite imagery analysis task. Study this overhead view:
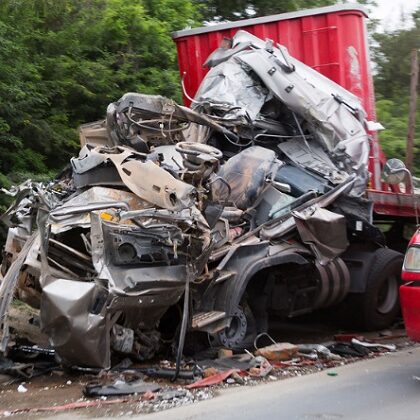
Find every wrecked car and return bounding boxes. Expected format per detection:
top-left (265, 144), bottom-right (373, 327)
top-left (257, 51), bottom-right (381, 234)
top-left (400, 228), bottom-right (420, 341)
top-left (0, 30), bottom-right (404, 369)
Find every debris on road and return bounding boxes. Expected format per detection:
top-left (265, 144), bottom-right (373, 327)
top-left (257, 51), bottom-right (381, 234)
top-left (297, 344), bottom-right (341, 360)
top-left (255, 343), bottom-right (298, 361)
top-left (333, 334), bottom-right (366, 342)
top-left (186, 369), bottom-right (239, 389)
top-left (218, 349), bottom-right (233, 359)
top-left (248, 356), bottom-right (273, 377)
top-left (17, 383), bottom-right (27, 393)
top-left (327, 342), bottom-right (371, 358)
top-left (327, 371), bottom-right (338, 377)
top-left (83, 379), bottom-right (161, 397)
top-left (351, 338), bottom-right (397, 352)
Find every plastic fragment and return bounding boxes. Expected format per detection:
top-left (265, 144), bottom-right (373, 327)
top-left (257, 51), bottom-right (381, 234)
top-left (351, 338), bottom-right (396, 352)
top-left (17, 384), bottom-right (27, 393)
top-left (185, 369), bottom-right (238, 389)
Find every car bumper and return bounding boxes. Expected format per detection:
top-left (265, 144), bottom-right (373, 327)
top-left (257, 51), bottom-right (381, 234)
top-left (400, 283), bottom-right (420, 342)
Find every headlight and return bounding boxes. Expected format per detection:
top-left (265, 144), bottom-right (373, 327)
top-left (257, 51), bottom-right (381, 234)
top-left (404, 246), bottom-right (420, 272)
top-left (118, 243), bottom-right (137, 262)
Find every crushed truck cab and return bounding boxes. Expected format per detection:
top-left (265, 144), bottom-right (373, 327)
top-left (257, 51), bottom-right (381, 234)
top-left (0, 5), bottom-right (415, 370)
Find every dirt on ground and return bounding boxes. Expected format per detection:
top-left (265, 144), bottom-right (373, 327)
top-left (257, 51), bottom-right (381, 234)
top-left (0, 303), bottom-right (416, 419)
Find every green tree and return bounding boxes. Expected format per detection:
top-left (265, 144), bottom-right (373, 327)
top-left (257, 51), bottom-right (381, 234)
top-left (198, 0), bottom-right (334, 21)
top-left (373, 8), bottom-right (420, 99)
top-left (0, 0), bottom-right (200, 183)
top-left (373, 7), bottom-right (420, 175)
top-left (197, 0), bottom-right (375, 22)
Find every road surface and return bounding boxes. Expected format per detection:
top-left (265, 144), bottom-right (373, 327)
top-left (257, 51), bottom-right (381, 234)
top-left (137, 346), bottom-right (420, 420)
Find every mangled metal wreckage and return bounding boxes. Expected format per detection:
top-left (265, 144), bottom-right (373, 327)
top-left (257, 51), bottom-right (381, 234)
top-left (0, 31), bottom-right (387, 369)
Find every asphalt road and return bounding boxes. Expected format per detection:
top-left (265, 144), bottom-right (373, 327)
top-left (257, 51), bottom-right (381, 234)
top-left (140, 346), bottom-right (420, 420)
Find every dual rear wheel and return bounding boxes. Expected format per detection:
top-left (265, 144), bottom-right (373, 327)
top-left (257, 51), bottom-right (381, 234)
top-left (214, 248), bottom-right (403, 350)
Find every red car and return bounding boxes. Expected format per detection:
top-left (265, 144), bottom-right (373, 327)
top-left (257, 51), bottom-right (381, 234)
top-left (400, 228), bottom-right (420, 341)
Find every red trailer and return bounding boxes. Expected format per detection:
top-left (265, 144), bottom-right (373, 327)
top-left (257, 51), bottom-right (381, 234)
top-left (172, 4), bottom-right (419, 221)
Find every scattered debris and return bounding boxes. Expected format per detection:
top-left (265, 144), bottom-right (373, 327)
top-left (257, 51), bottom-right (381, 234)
top-left (17, 384), bottom-right (27, 393)
top-left (327, 371), bottom-right (338, 377)
top-left (298, 344), bottom-right (341, 361)
top-left (255, 343), bottom-right (298, 361)
top-left (134, 367), bottom-right (201, 381)
top-left (203, 367), bottom-right (219, 378)
top-left (197, 353), bottom-right (254, 371)
top-left (84, 379), bottom-right (161, 397)
top-left (351, 338), bottom-right (396, 352)
top-left (248, 356), bottom-right (273, 377)
top-left (328, 342), bottom-right (371, 358)
top-left (333, 334), bottom-right (365, 342)
top-left (186, 369), bottom-right (239, 389)
top-left (155, 389), bottom-right (188, 401)
top-left (218, 349), bottom-right (233, 359)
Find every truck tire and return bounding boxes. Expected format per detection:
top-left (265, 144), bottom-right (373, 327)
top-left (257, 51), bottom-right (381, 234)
top-left (352, 248), bottom-right (403, 330)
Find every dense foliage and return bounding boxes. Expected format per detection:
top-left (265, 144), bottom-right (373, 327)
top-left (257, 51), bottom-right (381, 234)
top-left (197, 0), bottom-right (335, 22)
top-left (0, 0), bottom-right (199, 193)
top-left (196, 0), bottom-right (376, 22)
top-left (374, 8), bottom-right (420, 175)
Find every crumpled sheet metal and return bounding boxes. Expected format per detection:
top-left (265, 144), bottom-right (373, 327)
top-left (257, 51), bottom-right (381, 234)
top-left (35, 184), bottom-right (210, 368)
top-left (79, 120), bottom-right (110, 148)
top-left (71, 146), bottom-right (196, 211)
top-left (40, 278), bottom-right (110, 368)
top-left (232, 30), bottom-right (363, 112)
top-left (84, 379), bottom-right (160, 397)
top-left (0, 181), bottom-right (36, 229)
top-left (293, 207), bottom-right (349, 265)
top-left (194, 30), bottom-right (370, 196)
top-left (214, 146), bottom-right (277, 210)
top-left (277, 138), bottom-right (347, 185)
top-left (0, 232), bottom-right (38, 353)
top-left (48, 186), bottom-right (150, 233)
top-left (0, 30), bottom-right (378, 370)
top-left (89, 209), bottom-right (209, 293)
top-left (107, 92), bottom-right (239, 150)
top-left (260, 175), bottom-right (356, 240)
top-left (71, 144), bottom-right (111, 174)
top-left (236, 49), bottom-right (369, 167)
top-left (194, 58), bottom-right (270, 121)
top-left (0, 181), bottom-right (55, 232)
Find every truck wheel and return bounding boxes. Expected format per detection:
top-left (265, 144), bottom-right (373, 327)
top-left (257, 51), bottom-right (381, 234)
top-left (353, 248), bottom-right (403, 330)
top-left (215, 302), bottom-right (257, 350)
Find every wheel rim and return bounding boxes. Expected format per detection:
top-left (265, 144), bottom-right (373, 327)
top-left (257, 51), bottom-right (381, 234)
top-left (376, 275), bottom-right (398, 314)
top-left (218, 307), bottom-right (248, 348)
